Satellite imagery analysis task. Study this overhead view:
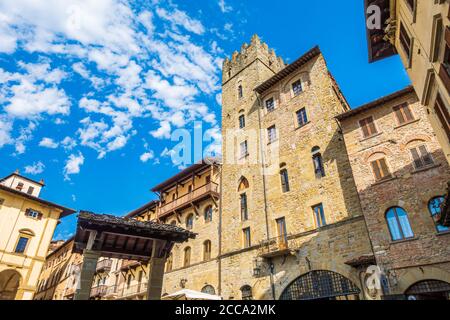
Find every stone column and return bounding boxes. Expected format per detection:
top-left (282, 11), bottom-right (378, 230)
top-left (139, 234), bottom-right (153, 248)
top-left (74, 250), bottom-right (101, 300)
top-left (146, 257), bottom-right (166, 300)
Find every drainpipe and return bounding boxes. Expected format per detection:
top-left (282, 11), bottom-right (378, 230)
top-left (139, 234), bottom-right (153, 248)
top-left (255, 91), bottom-right (275, 300)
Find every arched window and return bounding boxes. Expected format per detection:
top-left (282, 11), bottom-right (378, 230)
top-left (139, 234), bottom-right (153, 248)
top-left (204, 206), bottom-right (213, 223)
top-left (186, 214), bottom-right (194, 230)
top-left (312, 147), bottom-right (325, 178)
top-left (241, 285), bottom-right (253, 300)
top-left (183, 247), bottom-right (191, 267)
top-left (238, 177), bottom-right (249, 191)
top-left (428, 197), bottom-right (449, 233)
top-left (166, 253), bottom-right (173, 272)
top-left (203, 240), bottom-right (212, 261)
top-left (202, 285), bottom-right (216, 295)
top-left (386, 207), bottom-right (414, 241)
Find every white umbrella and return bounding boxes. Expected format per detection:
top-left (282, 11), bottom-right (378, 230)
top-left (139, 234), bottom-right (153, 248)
top-left (162, 289), bottom-right (222, 300)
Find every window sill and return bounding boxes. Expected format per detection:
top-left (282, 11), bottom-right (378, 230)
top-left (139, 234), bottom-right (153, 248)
top-left (239, 153), bottom-right (250, 160)
top-left (267, 139), bottom-right (278, 146)
top-left (373, 176), bottom-right (398, 186)
top-left (390, 237), bottom-right (418, 245)
top-left (294, 121), bottom-right (311, 131)
top-left (394, 118), bottom-right (420, 129)
top-left (411, 163), bottom-right (441, 174)
top-left (359, 132), bottom-right (383, 142)
top-left (436, 230), bottom-right (450, 237)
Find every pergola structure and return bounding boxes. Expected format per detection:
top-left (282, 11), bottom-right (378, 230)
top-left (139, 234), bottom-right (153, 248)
top-left (73, 211), bottom-right (196, 300)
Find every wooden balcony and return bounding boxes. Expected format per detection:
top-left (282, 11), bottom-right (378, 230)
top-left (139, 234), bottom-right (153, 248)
top-left (90, 285), bottom-right (108, 298)
top-left (258, 235), bottom-right (291, 258)
top-left (120, 259), bottom-right (141, 271)
top-left (158, 182), bottom-right (219, 218)
top-left (111, 283), bottom-right (148, 299)
top-left (96, 259), bottom-right (113, 272)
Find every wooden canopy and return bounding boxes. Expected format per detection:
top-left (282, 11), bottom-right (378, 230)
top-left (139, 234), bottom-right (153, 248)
top-left (73, 211), bottom-right (196, 261)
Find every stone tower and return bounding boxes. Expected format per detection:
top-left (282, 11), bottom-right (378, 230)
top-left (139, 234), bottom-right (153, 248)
top-left (219, 35), bottom-right (373, 300)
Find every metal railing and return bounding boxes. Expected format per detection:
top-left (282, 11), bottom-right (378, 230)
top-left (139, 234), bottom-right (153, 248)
top-left (158, 182), bottom-right (219, 217)
top-left (258, 235), bottom-right (290, 258)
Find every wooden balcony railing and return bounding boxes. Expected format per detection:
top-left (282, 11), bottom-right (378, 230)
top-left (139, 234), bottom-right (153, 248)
top-left (116, 283), bottom-right (148, 299)
top-left (96, 259), bottom-right (113, 272)
top-left (120, 260), bottom-right (141, 271)
top-left (258, 235), bottom-right (291, 258)
top-left (90, 285), bottom-right (108, 298)
top-left (158, 182), bottom-right (219, 218)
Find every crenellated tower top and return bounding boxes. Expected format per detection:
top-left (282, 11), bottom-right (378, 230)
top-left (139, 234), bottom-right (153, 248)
top-left (222, 34), bottom-right (286, 84)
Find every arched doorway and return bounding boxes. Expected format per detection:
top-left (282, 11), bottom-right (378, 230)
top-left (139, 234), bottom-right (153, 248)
top-left (405, 280), bottom-right (450, 300)
top-left (0, 270), bottom-right (21, 300)
top-left (280, 270), bottom-right (361, 300)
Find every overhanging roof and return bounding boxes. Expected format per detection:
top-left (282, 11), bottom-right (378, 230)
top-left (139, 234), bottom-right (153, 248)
top-left (255, 46), bottom-right (321, 94)
top-left (151, 157), bottom-right (221, 193)
top-left (336, 86), bottom-right (415, 121)
top-left (0, 184), bottom-right (75, 217)
top-left (364, 0), bottom-right (397, 63)
top-left (74, 211), bottom-right (196, 261)
top-left (125, 200), bottom-right (158, 218)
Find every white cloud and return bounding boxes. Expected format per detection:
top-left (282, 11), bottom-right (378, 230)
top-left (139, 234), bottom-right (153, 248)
top-left (218, 0), bottom-right (232, 13)
top-left (61, 136), bottom-right (77, 150)
top-left (156, 8), bottom-right (205, 35)
top-left (150, 121), bottom-right (171, 139)
top-left (64, 152), bottom-right (85, 180)
top-left (39, 137), bottom-right (59, 149)
top-left (140, 151), bottom-right (154, 163)
top-left (0, 116), bottom-right (12, 148)
top-left (24, 161), bottom-right (45, 175)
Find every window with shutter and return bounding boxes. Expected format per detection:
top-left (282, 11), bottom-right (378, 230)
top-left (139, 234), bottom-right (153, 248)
top-left (393, 103), bottom-right (414, 124)
top-left (434, 94), bottom-right (450, 142)
top-left (370, 158), bottom-right (391, 181)
top-left (266, 97), bottom-right (275, 112)
top-left (410, 145), bottom-right (434, 169)
top-left (359, 117), bottom-right (378, 138)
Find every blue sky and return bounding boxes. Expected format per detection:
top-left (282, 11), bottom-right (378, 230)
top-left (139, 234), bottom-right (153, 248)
top-left (0, 0), bottom-right (410, 240)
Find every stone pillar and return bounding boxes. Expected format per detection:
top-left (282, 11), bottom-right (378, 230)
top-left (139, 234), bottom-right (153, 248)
top-left (74, 250), bottom-right (101, 300)
top-left (146, 257), bottom-right (166, 300)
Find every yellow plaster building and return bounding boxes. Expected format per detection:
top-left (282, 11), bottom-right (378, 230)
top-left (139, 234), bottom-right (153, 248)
top-left (0, 171), bottom-right (75, 300)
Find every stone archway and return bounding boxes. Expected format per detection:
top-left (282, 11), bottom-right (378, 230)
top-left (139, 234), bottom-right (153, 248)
top-left (0, 270), bottom-right (22, 300)
top-left (279, 270), bottom-right (361, 300)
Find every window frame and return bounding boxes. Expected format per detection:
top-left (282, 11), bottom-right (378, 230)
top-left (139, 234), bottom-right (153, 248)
top-left (393, 103), bottom-right (415, 125)
top-left (238, 114), bottom-right (246, 129)
top-left (280, 168), bottom-right (290, 193)
top-left (409, 144), bottom-right (434, 170)
top-left (428, 196), bottom-right (449, 234)
top-left (359, 116), bottom-right (378, 139)
top-left (267, 125), bottom-right (277, 144)
top-left (385, 207), bottom-right (414, 241)
top-left (243, 227), bottom-right (251, 248)
top-left (14, 235), bottom-right (31, 255)
top-left (312, 203), bottom-right (326, 228)
top-left (203, 240), bottom-right (212, 261)
top-left (183, 247), bottom-right (191, 267)
top-left (399, 22), bottom-right (414, 68)
top-left (240, 140), bottom-right (249, 159)
top-left (186, 214), bottom-right (194, 230)
top-left (434, 93), bottom-right (450, 143)
top-left (292, 79), bottom-right (303, 97)
top-left (296, 108), bottom-right (308, 128)
top-left (240, 193), bottom-right (248, 221)
top-left (265, 97), bottom-right (275, 113)
top-left (204, 206), bottom-right (213, 223)
top-left (370, 157), bottom-right (392, 181)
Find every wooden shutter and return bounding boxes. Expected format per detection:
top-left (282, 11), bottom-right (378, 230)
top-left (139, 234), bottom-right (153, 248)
top-left (410, 148), bottom-right (423, 168)
top-left (371, 161), bottom-right (383, 180)
top-left (379, 158), bottom-right (391, 178)
top-left (360, 117), bottom-right (377, 137)
top-left (419, 145), bottom-right (434, 165)
top-left (434, 94), bottom-right (450, 142)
